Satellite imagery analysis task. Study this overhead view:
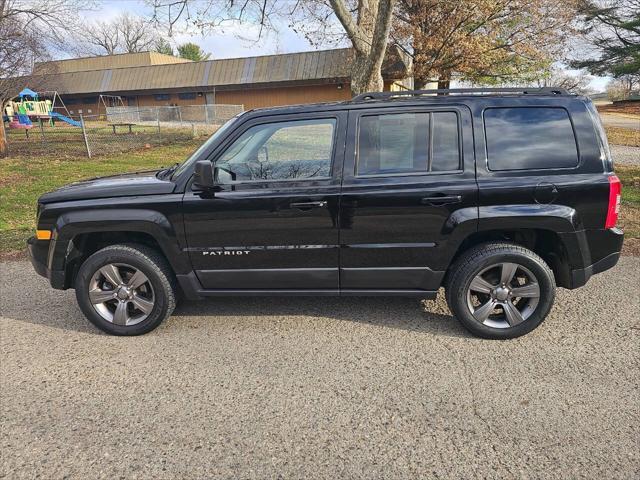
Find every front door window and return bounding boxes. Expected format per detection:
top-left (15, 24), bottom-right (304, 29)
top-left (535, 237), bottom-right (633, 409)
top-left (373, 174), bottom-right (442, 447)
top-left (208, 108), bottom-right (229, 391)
top-left (216, 118), bottom-right (336, 182)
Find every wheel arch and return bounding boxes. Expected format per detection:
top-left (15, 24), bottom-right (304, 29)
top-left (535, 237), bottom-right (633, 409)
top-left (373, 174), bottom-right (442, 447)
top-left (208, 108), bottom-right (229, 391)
top-left (447, 228), bottom-right (574, 288)
top-left (50, 209), bottom-right (190, 288)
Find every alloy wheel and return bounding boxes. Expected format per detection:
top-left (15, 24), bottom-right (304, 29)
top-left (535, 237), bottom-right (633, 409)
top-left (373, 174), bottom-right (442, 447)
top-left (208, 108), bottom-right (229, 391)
top-left (88, 263), bottom-right (155, 326)
top-left (466, 262), bottom-right (541, 329)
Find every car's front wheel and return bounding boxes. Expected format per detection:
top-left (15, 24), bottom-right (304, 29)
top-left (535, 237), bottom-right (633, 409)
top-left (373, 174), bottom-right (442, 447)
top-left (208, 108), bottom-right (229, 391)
top-left (446, 242), bottom-right (556, 339)
top-left (75, 244), bottom-right (176, 335)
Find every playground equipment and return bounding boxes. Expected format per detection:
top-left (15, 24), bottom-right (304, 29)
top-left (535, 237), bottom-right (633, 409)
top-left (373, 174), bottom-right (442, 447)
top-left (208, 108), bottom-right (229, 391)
top-left (4, 88), bottom-right (81, 129)
top-left (99, 94), bottom-right (125, 119)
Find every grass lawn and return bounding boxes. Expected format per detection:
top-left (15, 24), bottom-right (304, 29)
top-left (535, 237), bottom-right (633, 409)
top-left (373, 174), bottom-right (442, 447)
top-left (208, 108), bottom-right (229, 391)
top-left (617, 165), bottom-right (640, 255)
top-left (0, 140), bottom-right (202, 255)
top-left (5, 122), bottom-right (203, 158)
top-left (605, 126), bottom-right (640, 147)
top-left (1, 140), bottom-right (639, 258)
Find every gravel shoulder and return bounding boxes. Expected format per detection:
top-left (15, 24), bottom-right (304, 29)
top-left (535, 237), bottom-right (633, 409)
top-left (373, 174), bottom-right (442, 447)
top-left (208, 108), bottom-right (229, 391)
top-left (1, 258), bottom-right (639, 479)
top-left (612, 144), bottom-right (640, 166)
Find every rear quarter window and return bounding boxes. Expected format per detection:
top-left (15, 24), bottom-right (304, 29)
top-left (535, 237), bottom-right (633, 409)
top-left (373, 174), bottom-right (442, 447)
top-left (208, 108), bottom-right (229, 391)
top-left (484, 107), bottom-right (579, 171)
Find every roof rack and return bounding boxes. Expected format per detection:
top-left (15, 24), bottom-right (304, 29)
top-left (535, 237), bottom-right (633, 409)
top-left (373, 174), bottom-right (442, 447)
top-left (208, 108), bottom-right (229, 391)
top-left (351, 87), bottom-right (571, 102)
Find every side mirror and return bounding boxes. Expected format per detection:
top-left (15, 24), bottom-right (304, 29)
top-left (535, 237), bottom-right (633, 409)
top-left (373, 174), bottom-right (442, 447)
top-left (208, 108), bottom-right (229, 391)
top-left (193, 160), bottom-right (214, 190)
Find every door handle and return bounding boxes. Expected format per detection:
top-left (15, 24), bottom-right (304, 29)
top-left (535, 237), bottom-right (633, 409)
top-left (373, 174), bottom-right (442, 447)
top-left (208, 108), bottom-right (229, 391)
top-left (421, 195), bottom-right (462, 206)
top-left (290, 201), bottom-right (328, 210)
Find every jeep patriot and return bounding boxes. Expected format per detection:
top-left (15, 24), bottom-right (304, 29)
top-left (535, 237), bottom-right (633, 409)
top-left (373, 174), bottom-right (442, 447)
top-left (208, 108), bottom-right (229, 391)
top-left (28, 88), bottom-right (624, 338)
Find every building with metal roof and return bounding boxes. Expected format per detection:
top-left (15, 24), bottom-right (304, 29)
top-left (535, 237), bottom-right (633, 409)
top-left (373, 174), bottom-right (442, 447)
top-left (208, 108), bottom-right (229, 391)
top-left (34, 51), bottom-right (193, 75)
top-left (28, 47), bottom-right (411, 114)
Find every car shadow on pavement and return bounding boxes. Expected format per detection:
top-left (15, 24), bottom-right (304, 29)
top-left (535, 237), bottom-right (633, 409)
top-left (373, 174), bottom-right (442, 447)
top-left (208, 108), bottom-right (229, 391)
top-left (170, 295), bottom-right (471, 339)
top-left (2, 276), bottom-right (469, 338)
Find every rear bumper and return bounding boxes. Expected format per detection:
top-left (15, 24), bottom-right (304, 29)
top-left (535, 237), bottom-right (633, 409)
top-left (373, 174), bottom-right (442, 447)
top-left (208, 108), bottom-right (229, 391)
top-left (568, 227), bottom-right (623, 289)
top-left (27, 236), bottom-right (66, 289)
top-left (570, 251), bottom-right (621, 289)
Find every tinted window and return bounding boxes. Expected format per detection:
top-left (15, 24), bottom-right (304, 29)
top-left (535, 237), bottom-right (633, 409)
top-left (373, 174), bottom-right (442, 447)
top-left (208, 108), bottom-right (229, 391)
top-left (484, 107), bottom-right (578, 171)
top-left (357, 112), bottom-right (460, 175)
top-left (216, 118), bottom-right (335, 182)
top-left (432, 112), bottom-right (460, 172)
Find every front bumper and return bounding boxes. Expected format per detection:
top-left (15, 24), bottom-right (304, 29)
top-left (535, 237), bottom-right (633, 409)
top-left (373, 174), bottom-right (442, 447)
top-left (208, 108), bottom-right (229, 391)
top-left (27, 236), bottom-right (66, 289)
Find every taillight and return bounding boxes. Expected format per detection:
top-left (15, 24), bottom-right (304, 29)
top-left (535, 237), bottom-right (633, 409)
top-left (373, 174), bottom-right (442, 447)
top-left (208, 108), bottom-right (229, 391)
top-left (605, 175), bottom-right (622, 229)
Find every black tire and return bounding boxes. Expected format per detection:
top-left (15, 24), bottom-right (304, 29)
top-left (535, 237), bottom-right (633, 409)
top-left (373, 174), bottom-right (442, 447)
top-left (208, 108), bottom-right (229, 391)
top-left (445, 242), bottom-right (556, 339)
top-left (75, 244), bottom-right (176, 335)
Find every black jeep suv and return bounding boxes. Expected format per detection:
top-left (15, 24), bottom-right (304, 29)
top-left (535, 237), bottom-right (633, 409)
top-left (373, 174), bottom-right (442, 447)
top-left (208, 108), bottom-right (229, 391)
top-left (28, 88), bottom-right (624, 338)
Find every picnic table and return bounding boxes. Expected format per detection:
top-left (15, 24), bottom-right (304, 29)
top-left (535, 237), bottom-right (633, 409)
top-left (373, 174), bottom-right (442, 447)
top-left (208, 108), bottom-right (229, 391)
top-left (108, 123), bottom-right (135, 134)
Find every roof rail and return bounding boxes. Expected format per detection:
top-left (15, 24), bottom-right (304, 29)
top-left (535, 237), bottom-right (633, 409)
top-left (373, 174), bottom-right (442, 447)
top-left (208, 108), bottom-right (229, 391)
top-left (351, 87), bottom-right (571, 102)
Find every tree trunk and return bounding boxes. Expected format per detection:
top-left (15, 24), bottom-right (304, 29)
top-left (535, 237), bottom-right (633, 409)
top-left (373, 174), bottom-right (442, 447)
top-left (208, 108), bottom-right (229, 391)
top-left (350, 52), bottom-right (385, 96)
top-left (330, 0), bottom-right (396, 97)
top-left (438, 79), bottom-right (451, 89)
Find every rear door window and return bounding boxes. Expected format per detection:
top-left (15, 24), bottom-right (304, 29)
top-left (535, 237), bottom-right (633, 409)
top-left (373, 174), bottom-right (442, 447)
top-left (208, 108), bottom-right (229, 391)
top-left (356, 111), bottom-right (461, 176)
top-left (484, 107), bottom-right (579, 171)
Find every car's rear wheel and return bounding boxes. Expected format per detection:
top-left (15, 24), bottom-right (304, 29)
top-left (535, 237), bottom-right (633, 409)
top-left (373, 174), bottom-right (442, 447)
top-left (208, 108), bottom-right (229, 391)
top-left (75, 244), bottom-right (176, 335)
top-left (446, 242), bottom-right (556, 339)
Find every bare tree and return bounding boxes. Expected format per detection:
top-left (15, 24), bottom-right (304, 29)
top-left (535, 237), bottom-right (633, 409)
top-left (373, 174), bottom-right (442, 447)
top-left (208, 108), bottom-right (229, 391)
top-left (148, 0), bottom-right (284, 38)
top-left (607, 76), bottom-right (640, 100)
top-left (148, 0), bottom-right (397, 95)
top-left (1, 0), bottom-right (89, 157)
top-left (79, 13), bottom-right (162, 55)
top-left (533, 69), bottom-right (594, 94)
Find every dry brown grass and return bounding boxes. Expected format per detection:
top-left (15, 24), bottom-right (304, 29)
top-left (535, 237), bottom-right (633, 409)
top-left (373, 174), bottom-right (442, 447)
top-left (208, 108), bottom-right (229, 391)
top-left (597, 101), bottom-right (640, 116)
top-left (605, 126), bottom-right (640, 147)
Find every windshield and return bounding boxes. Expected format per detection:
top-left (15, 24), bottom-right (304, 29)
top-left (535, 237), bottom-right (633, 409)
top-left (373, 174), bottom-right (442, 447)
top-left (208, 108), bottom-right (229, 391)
top-left (171, 113), bottom-right (245, 179)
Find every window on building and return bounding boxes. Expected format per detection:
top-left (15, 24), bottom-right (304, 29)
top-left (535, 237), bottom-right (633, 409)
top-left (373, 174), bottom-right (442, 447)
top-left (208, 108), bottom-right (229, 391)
top-left (178, 92), bottom-right (197, 100)
top-left (356, 111), bottom-right (461, 176)
top-left (83, 97), bottom-right (98, 104)
top-left (154, 94), bottom-right (170, 101)
top-left (215, 118), bottom-right (336, 182)
top-left (64, 98), bottom-right (78, 105)
top-left (484, 107), bottom-right (579, 171)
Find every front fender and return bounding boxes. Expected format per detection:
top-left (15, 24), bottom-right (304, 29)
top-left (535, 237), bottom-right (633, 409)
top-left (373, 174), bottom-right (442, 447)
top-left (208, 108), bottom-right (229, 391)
top-left (49, 208), bottom-right (191, 276)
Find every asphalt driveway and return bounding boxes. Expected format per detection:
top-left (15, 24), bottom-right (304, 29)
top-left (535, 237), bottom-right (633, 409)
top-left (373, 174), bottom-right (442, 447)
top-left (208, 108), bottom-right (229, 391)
top-left (1, 258), bottom-right (639, 479)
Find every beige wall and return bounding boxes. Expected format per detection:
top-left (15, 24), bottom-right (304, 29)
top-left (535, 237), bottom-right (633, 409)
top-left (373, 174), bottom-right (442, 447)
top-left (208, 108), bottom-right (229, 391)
top-left (60, 80), bottom-right (405, 114)
top-left (135, 94), bottom-right (206, 107)
top-left (215, 83), bottom-right (352, 109)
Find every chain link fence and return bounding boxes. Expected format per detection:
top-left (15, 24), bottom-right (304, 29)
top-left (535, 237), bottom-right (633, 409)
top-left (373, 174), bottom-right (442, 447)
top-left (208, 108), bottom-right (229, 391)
top-left (4, 104), bottom-right (243, 158)
top-left (105, 104), bottom-right (243, 126)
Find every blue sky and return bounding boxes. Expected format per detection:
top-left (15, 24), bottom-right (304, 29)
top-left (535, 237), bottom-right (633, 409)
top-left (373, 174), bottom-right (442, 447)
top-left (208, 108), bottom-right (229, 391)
top-left (87, 0), bottom-right (610, 92)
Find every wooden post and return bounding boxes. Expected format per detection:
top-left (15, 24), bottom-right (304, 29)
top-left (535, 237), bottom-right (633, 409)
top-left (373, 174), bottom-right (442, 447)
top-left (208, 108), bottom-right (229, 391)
top-left (80, 115), bottom-right (91, 158)
top-left (0, 115), bottom-right (7, 158)
top-left (38, 119), bottom-right (45, 143)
